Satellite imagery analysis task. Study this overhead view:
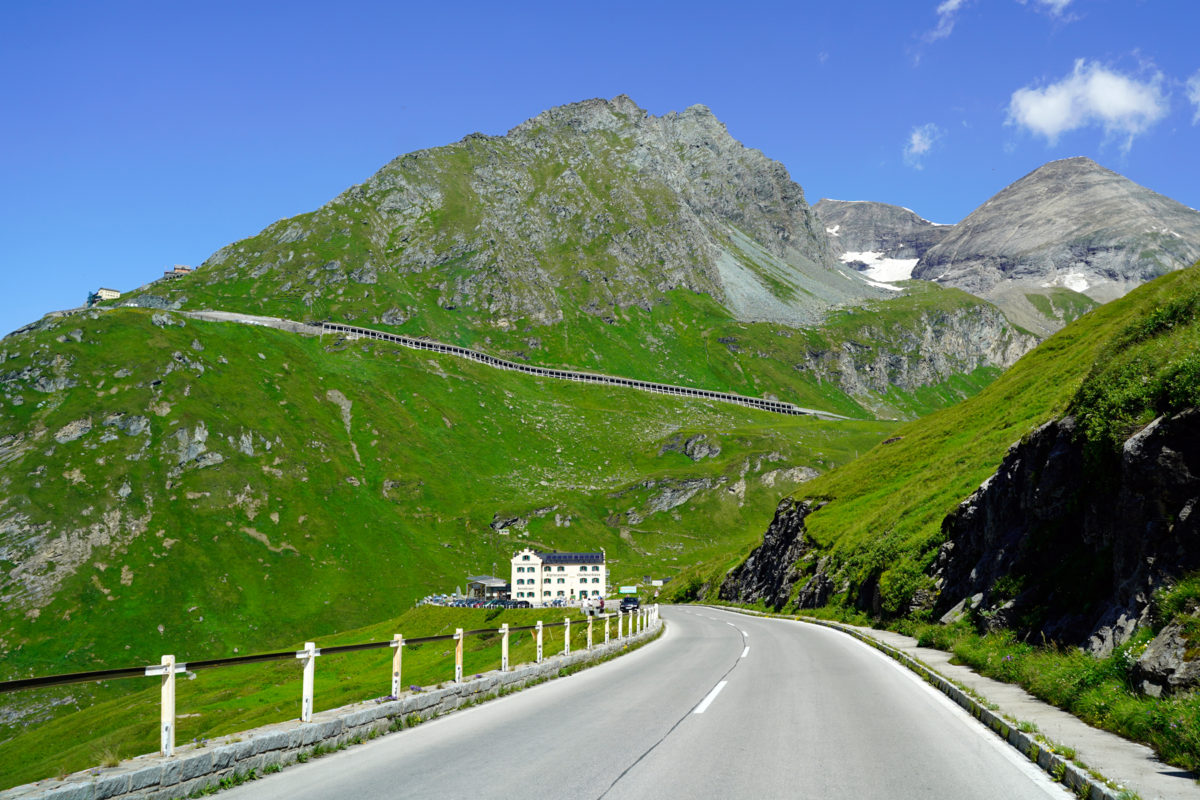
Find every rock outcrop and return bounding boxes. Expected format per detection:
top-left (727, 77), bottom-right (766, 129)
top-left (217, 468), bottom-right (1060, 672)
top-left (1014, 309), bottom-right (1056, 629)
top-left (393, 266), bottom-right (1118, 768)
top-left (719, 498), bottom-right (814, 609)
top-left (814, 199), bottom-right (951, 260)
top-left (1132, 614), bottom-right (1200, 697)
top-left (797, 300), bottom-right (1035, 406)
top-left (931, 408), bottom-right (1200, 655)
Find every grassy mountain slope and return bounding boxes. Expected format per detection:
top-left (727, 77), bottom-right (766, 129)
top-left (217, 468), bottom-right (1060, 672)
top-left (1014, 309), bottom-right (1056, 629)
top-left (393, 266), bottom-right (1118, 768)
top-left (97, 97), bottom-right (1029, 418)
top-left (110, 275), bottom-right (1027, 422)
top-left (680, 264), bottom-right (1200, 614)
top-left (0, 308), bottom-right (895, 685)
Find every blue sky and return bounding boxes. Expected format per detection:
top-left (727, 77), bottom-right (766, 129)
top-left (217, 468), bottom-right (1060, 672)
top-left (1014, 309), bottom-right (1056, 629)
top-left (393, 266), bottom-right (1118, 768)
top-left (2, 0), bottom-right (1198, 336)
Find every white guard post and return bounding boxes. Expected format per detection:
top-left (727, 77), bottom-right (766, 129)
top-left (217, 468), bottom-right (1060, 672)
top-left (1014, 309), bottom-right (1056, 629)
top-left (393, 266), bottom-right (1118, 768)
top-left (297, 642), bottom-right (319, 722)
top-left (500, 624), bottom-right (509, 671)
top-left (160, 655), bottom-right (175, 756)
top-left (564, 617), bottom-right (571, 655)
top-left (391, 634), bottom-right (404, 697)
top-left (587, 616), bottom-right (593, 650)
top-left (536, 621), bottom-right (543, 663)
top-left (604, 614), bottom-right (610, 644)
top-left (617, 611), bottom-right (623, 639)
top-left (454, 628), bottom-right (464, 684)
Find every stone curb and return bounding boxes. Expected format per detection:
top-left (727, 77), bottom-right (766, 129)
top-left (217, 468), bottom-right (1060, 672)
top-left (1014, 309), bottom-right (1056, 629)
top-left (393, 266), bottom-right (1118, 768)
top-left (1, 620), bottom-right (664, 800)
top-left (704, 606), bottom-right (1125, 800)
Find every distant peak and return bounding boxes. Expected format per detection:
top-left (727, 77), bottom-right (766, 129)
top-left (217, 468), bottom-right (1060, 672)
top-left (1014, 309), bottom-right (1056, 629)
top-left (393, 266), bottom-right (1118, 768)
top-left (507, 95), bottom-right (648, 137)
top-left (609, 94), bottom-right (644, 115)
top-left (1027, 156), bottom-right (1114, 177)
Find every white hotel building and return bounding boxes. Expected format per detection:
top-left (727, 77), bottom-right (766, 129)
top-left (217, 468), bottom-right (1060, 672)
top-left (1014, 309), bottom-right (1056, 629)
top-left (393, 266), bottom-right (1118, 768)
top-left (511, 548), bottom-right (606, 604)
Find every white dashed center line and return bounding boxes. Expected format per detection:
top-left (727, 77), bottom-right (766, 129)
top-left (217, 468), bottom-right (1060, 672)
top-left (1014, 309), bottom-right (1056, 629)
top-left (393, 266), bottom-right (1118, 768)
top-left (693, 681), bottom-right (728, 714)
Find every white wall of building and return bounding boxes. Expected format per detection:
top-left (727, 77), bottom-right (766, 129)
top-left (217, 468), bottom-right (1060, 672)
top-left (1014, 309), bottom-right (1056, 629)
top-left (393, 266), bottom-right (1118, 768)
top-left (510, 547), bottom-right (607, 605)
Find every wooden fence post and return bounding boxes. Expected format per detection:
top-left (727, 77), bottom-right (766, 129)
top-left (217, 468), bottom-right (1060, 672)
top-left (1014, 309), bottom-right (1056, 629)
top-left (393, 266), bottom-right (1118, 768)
top-left (297, 642), bottom-right (317, 723)
top-left (160, 655), bottom-right (175, 757)
top-left (454, 628), bottom-right (464, 684)
top-left (391, 634), bottom-right (403, 697)
top-left (587, 616), bottom-right (593, 651)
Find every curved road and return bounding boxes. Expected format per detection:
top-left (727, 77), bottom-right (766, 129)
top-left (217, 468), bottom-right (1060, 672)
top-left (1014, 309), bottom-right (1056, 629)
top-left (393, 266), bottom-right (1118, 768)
top-left (224, 606), bottom-right (1067, 799)
top-left (176, 311), bottom-right (849, 420)
top-left (319, 321), bottom-right (849, 420)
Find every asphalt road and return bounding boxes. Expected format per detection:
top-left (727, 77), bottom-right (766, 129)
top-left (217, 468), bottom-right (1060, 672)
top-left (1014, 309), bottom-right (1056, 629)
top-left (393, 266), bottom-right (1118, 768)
top-left (223, 606), bottom-right (1068, 799)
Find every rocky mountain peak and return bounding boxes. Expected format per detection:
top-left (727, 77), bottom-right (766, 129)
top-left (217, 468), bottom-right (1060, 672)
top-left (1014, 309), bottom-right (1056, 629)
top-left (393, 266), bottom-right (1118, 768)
top-left (913, 156), bottom-right (1200, 335)
top-left (167, 96), bottom-right (885, 333)
top-left (508, 94), bottom-right (649, 137)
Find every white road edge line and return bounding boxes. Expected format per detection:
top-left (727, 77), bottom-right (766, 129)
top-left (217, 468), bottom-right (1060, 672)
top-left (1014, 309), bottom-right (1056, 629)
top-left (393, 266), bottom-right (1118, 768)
top-left (740, 630), bottom-right (748, 637)
top-left (693, 681), bottom-right (728, 715)
top-left (741, 646), bottom-right (750, 658)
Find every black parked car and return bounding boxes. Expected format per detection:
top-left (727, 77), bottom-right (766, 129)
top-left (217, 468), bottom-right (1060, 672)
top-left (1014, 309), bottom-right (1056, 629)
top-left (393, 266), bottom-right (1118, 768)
top-left (620, 596), bottom-right (640, 611)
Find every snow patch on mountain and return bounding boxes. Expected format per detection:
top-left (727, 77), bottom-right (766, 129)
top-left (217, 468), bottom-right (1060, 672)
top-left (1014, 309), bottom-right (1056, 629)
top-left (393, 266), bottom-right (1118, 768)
top-left (840, 251), bottom-right (918, 284)
top-left (1041, 271), bottom-right (1092, 293)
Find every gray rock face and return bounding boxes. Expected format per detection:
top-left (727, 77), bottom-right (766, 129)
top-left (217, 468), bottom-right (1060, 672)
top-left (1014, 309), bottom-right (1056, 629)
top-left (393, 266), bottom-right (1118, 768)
top-left (659, 433), bottom-right (721, 461)
top-left (814, 199), bottom-right (951, 260)
top-left (1128, 618), bottom-right (1195, 695)
top-left (1132, 615), bottom-right (1200, 696)
top-left (931, 408), bottom-right (1200, 655)
top-left (53, 417), bottom-right (92, 443)
top-left (797, 301), bottom-right (1035, 410)
top-left (914, 157), bottom-right (1200, 320)
top-left (719, 497), bottom-right (817, 609)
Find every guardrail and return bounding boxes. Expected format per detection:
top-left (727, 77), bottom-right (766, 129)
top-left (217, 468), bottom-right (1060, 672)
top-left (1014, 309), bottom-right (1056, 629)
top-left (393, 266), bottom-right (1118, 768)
top-left (0, 606), bottom-right (660, 759)
top-left (320, 322), bottom-right (847, 420)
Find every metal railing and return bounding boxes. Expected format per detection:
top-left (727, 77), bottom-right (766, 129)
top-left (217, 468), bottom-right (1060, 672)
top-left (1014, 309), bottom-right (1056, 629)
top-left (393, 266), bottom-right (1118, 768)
top-left (320, 322), bottom-right (848, 420)
top-left (0, 606), bottom-right (660, 758)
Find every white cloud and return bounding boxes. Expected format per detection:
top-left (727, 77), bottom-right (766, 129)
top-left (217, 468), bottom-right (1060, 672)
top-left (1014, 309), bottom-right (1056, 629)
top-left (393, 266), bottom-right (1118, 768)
top-left (925, 0), bottom-right (970, 43)
top-left (1007, 59), bottom-right (1167, 151)
top-left (1038, 0), bottom-right (1072, 14)
top-left (1188, 70), bottom-right (1200, 124)
top-left (904, 123), bottom-right (943, 169)
top-left (1019, 0), bottom-right (1073, 17)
